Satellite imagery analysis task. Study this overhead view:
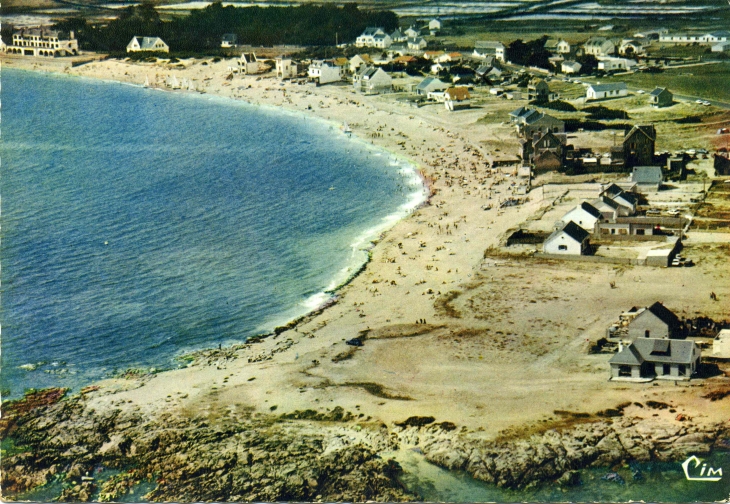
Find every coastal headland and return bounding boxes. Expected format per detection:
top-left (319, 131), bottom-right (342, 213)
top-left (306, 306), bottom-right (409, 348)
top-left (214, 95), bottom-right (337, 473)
top-left (2, 54), bottom-right (730, 501)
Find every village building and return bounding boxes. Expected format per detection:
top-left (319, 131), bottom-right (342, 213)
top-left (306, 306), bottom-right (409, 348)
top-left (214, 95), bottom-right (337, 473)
top-left (407, 37), bottom-right (428, 50)
top-left (353, 66), bottom-right (392, 94)
top-left (429, 19), bottom-right (442, 35)
top-left (404, 26), bottom-right (420, 38)
top-left (473, 41), bottom-right (505, 62)
top-left (390, 29), bottom-right (406, 43)
top-left (275, 57), bottom-right (300, 79)
top-left (597, 57), bottom-right (637, 72)
top-left (712, 41), bottom-right (730, 52)
top-left (628, 301), bottom-right (682, 340)
top-left (596, 218), bottom-right (659, 237)
top-left (8, 27), bottom-right (80, 57)
top-left (582, 37), bottom-right (615, 57)
top-left (444, 87), bottom-right (470, 111)
top-left (238, 52), bottom-right (268, 74)
top-left (544, 38), bottom-right (571, 54)
top-left (126, 36), bottom-right (168, 53)
top-left (609, 338), bottom-right (700, 381)
top-left (416, 77), bottom-right (449, 96)
top-left (618, 38), bottom-right (644, 56)
top-left (561, 60), bottom-right (582, 74)
top-left (349, 54), bottom-right (374, 73)
top-left (220, 33), bottom-right (237, 48)
top-left (356, 28), bottom-right (392, 49)
top-left (307, 60), bottom-right (342, 85)
top-left (520, 130), bottom-right (567, 167)
top-left (543, 221), bottom-right (591, 255)
top-left (661, 30), bottom-right (729, 45)
top-left (590, 196), bottom-right (627, 219)
top-left (561, 202), bottom-right (603, 231)
top-left (621, 125), bottom-right (656, 168)
top-left (649, 87), bottom-right (673, 107)
top-left (600, 184), bottom-right (638, 213)
top-left (586, 82), bottom-right (627, 101)
top-left (528, 79), bottom-right (557, 103)
top-left (534, 150), bottom-right (563, 171)
top-left (631, 165), bottom-right (663, 191)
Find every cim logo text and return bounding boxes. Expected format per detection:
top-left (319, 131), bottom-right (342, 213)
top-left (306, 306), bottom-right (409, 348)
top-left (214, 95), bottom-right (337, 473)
top-left (682, 455), bottom-right (723, 482)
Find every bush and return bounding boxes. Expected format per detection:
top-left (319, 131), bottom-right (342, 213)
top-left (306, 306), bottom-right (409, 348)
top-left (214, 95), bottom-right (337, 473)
top-left (530, 99), bottom-right (577, 112)
top-left (583, 105), bottom-right (629, 120)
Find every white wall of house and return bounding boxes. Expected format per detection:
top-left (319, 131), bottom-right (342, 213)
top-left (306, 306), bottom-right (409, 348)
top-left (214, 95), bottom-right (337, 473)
top-left (544, 233), bottom-right (584, 255)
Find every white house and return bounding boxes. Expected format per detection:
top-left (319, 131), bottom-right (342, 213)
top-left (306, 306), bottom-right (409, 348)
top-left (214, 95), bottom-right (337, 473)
top-left (702, 30), bottom-right (730, 43)
top-left (543, 221), bottom-right (591, 255)
top-left (545, 38), bottom-right (570, 54)
top-left (618, 39), bottom-right (644, 56)
top-left (275, 57), bottom-right (300, 79)
top-left (597, 57), bottom-right (637, 72)
top-left (126, 36), bottom-right (168, 53)
top-left (416, 77), bottom-right (449, 95)
top-left (404, 26), bottom-right (420, 38)
top-left (561, 60), bottom-right (582, 74)
top-left (583, 37), bottom-right (615, 56)
top-left (713, 329), bottom-right (730, 359)
top-left (238, 52), bottom-right (268, 74)
top-left (586, 82), bottom-right (627, 100)
top-left (308, 60), bottom-right (342, 85)
top-left (407, 37), bottom-right (427, 50)
top-left (444, 87), bottom-right (470, 111)
top-left (429, 19), bottom-right (442, 34)
top-left (356, 27), bottom-right (392, 49)
top-left (353, 66), bottom-right (392, 94)
top-left (561, 202), bottom-right (602, 232)
top-left (349, 54), bottom-right (374, 73)
top-left (220, 33), bottom-right (237, 48)
top-left (712, 41), bottom-right (730, 52)
top-left (473, 41), bottom-right (505, 62)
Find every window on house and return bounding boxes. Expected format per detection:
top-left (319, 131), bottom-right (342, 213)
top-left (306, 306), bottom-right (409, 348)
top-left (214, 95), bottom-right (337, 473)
top-left (618, 365), bottom-right (632, 377)
top-left (645, 330), bottom-right (650, 338)
top-left (558, 245), bottom-right (567, 251)
top-left (663, 363), bottom-right (670, 375)
top-left (636, 229), bottom-right (645, 235)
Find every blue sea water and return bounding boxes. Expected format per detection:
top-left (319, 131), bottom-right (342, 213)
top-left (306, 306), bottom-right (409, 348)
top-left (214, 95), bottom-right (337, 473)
top-left (0, 69), bottom-right (426, 398)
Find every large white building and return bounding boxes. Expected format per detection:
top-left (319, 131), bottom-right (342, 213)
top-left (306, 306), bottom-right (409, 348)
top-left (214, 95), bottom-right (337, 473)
top-left (356, 27), bottom-right (392, 49)
top-left (7, 27), bottom-right (79, 57)
top-left (473, 41), bottom-right (505, 62)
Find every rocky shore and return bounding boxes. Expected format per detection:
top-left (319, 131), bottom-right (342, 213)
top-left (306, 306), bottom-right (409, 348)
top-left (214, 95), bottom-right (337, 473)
top-left (2, 388), bottom-right (728, 501)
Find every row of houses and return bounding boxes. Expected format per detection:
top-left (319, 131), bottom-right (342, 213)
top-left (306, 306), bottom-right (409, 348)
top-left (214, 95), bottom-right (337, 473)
top-left (354, 22), bottom-right (441, 50)
top-left (658, 30), bottom-right (730, 45)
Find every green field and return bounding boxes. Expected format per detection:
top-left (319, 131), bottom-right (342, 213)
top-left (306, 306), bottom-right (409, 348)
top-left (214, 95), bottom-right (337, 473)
top-left (599, 62), bottom-right (730, 103)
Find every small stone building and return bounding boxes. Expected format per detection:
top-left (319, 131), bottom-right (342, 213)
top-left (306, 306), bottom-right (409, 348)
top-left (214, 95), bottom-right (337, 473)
top-left (649, 87), bottom-right (673, 107)
top-left (543, 221), bottom-right (590, 255)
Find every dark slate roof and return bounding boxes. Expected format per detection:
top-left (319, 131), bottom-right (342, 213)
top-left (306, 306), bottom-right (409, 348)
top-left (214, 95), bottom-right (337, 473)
top-left (650, 87), bottom-right (670, 97)
top-left (580, 201), bottom-right (603, 219)
top-left (646, 301), bottom-right (680, 329)
top-left (609, 344), bottom-right (644, 365)
top-left (614, 191), bottom-right (637, 205)
top-left (590, 82), bottom-right (627, 93)
top-left (417, 77), bottom-right (447, 92)
top-left (595, 196), bottom-right (621, 210)
top-left (632, 338), bottom-right (697, 364)
top-left (602, 183), bottom-right (624, 197)
top-left (611, 338), bottom-right (698, 366)
top-left (561, 220), bottom-right (590, 242)
top-left (509, 106), bottom-right (530, 118)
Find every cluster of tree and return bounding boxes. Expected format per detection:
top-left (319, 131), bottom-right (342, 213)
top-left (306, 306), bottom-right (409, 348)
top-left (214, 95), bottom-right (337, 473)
top-left (53, 1), bottom-right (398, 54)
top-left (583, 105), bottom-right (630, 120)
top-left (506, 36), bottom-right (552, 69)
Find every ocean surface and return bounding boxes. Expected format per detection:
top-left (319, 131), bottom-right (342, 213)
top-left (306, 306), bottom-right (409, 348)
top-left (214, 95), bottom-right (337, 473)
top-left (1, 68), bottom-right (426, 398)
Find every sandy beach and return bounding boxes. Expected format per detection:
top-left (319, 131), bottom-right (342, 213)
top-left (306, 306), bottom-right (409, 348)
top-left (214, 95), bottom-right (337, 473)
top-left (3, 53), bottom-right (730, 500)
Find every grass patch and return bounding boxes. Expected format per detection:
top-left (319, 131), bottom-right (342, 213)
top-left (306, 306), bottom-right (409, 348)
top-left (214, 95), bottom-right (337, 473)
top-left (342, 382), bottom-right (413, 401)
top-left (434, 290), bottom-right (463, 318)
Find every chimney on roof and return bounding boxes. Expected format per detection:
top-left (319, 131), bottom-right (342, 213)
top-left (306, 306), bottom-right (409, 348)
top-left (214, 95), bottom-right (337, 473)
top-left (70, 31), bottom-right (75, 39)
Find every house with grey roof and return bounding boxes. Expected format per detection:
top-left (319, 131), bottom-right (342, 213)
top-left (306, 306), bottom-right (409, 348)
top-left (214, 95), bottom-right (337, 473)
top-left (390, 28), bottom-right (406, 43)
top-left (356, 27), bottom-right (391, 48)
top-left (407, 37), bottom-right (427, 50)
top-left (649, 87), bottom-right (673, 107)
top-left (610, 338), bottom-right (700, 381)
top-left (561, 60), bottom-right (582, 74)
top-left (220, 33), bottom-right (237, 48)
top-left (473, 40), bottom-right (505, 62)
top-left (586, 82), bottom-right (627, 101)
top-left (583, 36), bottom-right (615, 56)
top-left (631, 166), bottom-right (664, 191)
top-left (353, 66), bottom-right (392, 94)
top-left (416, 77), bottom-right (449, 96)
top-left (590, 196), bottom-right (628, 219)
top-left (560, 202), bottom-right (603, 232)
top-left (628, 301), bottom-right (682, 340)
top-left (126, 36), bottom-right (169, 53)
top-left (544, 38), bottom-right (570, 54)
top-left (9, 27), bottom-right (79, 57)
top-left (543, 221), bottom-right (591, 255)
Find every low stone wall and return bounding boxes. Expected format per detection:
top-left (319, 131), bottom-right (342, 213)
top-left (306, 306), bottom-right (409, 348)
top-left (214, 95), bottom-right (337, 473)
top-left (535, 253), bottom-right (641, 266)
